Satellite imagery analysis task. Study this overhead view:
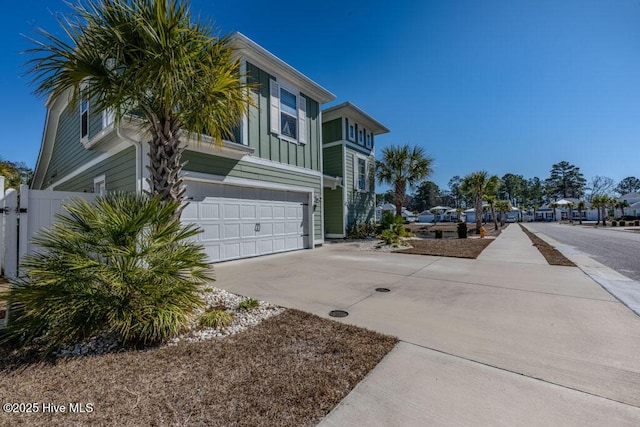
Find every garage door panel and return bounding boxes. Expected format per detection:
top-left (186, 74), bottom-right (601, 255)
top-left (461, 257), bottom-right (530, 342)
top-left (181, 203), bottom-right (199, 220)
top-left (241, 241), bottom-right (257, 257)
top-left (224, 223), bottom-right (241, 239)
top-left (224, 203), bottom-right (241, 219)
top-left (260, 205), bottom-right (274, 220)
top-left (272, 222), bottom-right (285, 235)
top-left (200, 203), bottom-right (220, 220)
top-left (241, 223), bottom-right (257, 238)
top-left (259, 222), bottom-right (273, 235)
top-left (201, 224), bottom-right (220, 241)
top-left (273, 206), bottom-right (286, 219)
top-left (259, 239), bottom-right (274, 254)
top-left (272, 238), bottom-right (286, 252)
top-left (241, 204), bottom-right (257, 220)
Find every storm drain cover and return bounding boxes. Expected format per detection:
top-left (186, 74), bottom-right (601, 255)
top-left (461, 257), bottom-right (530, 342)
top-left (329, 310), bottom-right (349, 318)
top-left (375, 287), bottom-right (391, 293)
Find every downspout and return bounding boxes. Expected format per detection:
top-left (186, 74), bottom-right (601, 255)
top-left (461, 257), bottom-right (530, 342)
top-left (117, 125), bottom-right (145, 193)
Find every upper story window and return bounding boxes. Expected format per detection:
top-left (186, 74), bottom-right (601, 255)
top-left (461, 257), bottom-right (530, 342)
top-left (357, 158), bottom-right (367, 191)
top-left (102, 109), bottom-right (115, 128)
top-left (270, 80), bottom-right (307, 144)
top-left (346, 118), bottom-right (355, 142)
top-left (358, 128), bottom-right (364, 145)
top-left (366, 132), bottom-right (372, 149)
top-left (80, 97), bottom-right (89, 141)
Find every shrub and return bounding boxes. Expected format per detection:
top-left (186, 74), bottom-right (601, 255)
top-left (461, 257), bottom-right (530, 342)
top-left (237, 298), bottom-right (260, 311)
top-left (635, 220), bottom-right (640, 226)
top-left (0, 193), bottom-right (212, 354)
top-left (199, 309), bottom-right (233, 329)
top-left (434, 229), bottom-right (443, 239)
top-left (457, 222), bottom-right (468, 239)
top-left (612, 220), bottom-right (618, 226)
top-left (378, 211), bottom-right (404, 234)
top-left (346, 221), bottom-right (376, 239)
top-left (619, 220), bottom-right (626, 226)
top-left (378, 229), bottom-right (400, 245)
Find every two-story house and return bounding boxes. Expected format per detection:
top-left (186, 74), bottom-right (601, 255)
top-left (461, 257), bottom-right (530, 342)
top-left (31, 33), bottom-right (336, 263)
top-left (321, 102), bottom-right (389, 238)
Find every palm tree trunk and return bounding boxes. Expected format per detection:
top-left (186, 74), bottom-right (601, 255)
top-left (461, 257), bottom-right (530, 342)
top-left (147, 116), bottom-right (187, 217)
top-left (491, 207), bottom-right (498, 230)
top-left (394, 182), bottom-right (404, 217)
top-left (475, 194), bottom-right (482, 234)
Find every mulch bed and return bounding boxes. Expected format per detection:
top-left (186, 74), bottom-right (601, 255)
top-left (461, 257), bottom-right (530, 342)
top-left (519, 224), bottom-right (576, 267)
top-left (0, 309), bottom-right (397, 427)
top-left (398, 238), bottom-right (494, 259)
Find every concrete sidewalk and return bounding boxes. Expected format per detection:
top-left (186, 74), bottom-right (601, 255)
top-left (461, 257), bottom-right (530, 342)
top-left (478, 223), bottom-right (546, 264)
top-left (214, 228), bottom-right (640, 425)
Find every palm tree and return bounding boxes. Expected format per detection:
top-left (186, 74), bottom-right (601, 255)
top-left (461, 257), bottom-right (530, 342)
top-left (25, 0), bottom-right (252, 212)
top-left (461, 172), bottom-right (500, 234)
top-left (550, 202), bottom-right (558, 221)
top-left (376, 145), bottom-right (434, 217)
top-left (567, 202), bottom-right (574, 223)
top-left (495, 200), bottom-right (511, 226)
top-left (617, 200), bottom-right (630, 218)
top-left (532, 204), bottom-right (539, 222)
top-left (483, 194), bottom-right (499, 230)
top-left (591, 195), bottom-right (608, 226)
top-left (576, 200), bottom-right (586, 225)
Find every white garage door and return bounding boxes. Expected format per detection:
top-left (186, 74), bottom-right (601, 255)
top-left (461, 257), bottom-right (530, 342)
top-left (182, 182), bottom-right (310, 263)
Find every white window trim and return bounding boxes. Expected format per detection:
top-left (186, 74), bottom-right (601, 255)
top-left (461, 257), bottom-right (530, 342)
top-left (366, 132), bottom-right (372, 149)
top-left (93, 175), bottom-right (106, 196)
top-left (270, 79), bottom-right (307, 145)
top-left (102, 109), bottom-right (115, 129)
top-left (80, 95), bottom-right (89, 143)
top-left (353, 154), bottom-right (370, 192)
top-left (346, 118), bottom-right (356, 142)
top-left (358, 127), bottom-right (364, 145)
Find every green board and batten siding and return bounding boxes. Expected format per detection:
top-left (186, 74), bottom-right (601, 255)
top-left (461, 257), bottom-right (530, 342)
top-left (345, 148), bottom-right (375, 225)
top-left (44, 104), bottom-right (102, 186)
top-left (322, 118), bottom-right (342, 143)
top-left (182, 151), bottom-right (323, 241)
top-left (323, 188), bottom-right (343, 235)
top-left (246, 62), bottom-right (322, 172)
top-left (54, 146), bottom-right (136, 193)
top-left (322, 145), bottom-right (342, 177)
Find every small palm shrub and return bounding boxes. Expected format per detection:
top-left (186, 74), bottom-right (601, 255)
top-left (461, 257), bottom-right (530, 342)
top-left (635, 220), bottom-right (639, 226)
top-left (237, 298), bottom-right (260, 311)
top-left (619, 220), bottom-right (626, 226)
top-left (199, 309), bottom-right (233, 329)
top-left (0, 193), bottom-right (212, 354)
top-left (378, 229), bottom-right (400, 245)
top-left (434, 229), bottom-right (443, 239)
top-left (611, 220), bottom-right (618, 226)
top-left (377, 211), bottom-right (404, 234)
top-left (346, 221), bottom-right (376, 239)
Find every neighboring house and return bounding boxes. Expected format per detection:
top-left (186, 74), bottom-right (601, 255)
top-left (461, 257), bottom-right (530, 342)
top-left (31, 33), bottom-right (337, 263)
top-left (322, 102), bottom-right (389, 238)
top-left (375, 203), bottom-right (416, 223)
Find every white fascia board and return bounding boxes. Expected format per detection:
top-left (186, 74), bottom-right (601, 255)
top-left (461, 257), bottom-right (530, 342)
top-left (322, 102), bottom-right (389, 135)
top-left (230, 32), bottom-right (335, 104)
top-left (32, 90), bottom-right (72, 189)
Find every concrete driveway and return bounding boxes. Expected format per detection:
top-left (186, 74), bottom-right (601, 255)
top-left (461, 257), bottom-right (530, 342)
top-left (215, 226), bottom-right (640, 426)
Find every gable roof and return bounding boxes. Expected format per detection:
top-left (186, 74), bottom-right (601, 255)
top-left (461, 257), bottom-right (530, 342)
top-left (230, 32), bottom-right (335, 104)
top-left (322, 102), bottom-right (390, 135)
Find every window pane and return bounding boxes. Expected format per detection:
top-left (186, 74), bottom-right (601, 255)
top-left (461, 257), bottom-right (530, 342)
top-left (280, 88), bottom-right (297, 116)
top-left (281, 113), bottom-right (297, 138)
top-left (358, 159), bottom-right (366, 190)
top-left (81, 112), bottom-right (88, 138)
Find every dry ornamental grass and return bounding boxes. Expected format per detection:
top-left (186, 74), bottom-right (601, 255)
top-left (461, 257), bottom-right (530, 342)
top-left (0, 309), bottom-right (397, 427)
top-left (519, 225), bottom-right (576, 267)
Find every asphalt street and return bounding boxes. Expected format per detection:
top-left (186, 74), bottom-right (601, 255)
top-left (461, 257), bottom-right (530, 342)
top-left (526, 222), bottom-right (640, 281)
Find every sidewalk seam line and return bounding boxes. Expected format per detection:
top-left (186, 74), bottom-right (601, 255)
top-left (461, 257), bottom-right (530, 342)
top-left (399, 340), bottom-right (640, 410)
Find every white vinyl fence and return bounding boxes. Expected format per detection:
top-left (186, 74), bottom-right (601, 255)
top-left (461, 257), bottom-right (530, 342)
top-left (1, 183), bottom-right (96, 278)
top-left (1, 180), bottom-right (96, 326)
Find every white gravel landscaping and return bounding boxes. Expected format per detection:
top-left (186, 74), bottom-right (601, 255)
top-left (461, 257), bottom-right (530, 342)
top-left (57, 287), bottom-right (284, 357)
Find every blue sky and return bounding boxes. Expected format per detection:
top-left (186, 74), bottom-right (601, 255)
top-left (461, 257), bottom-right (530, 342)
top-left (1, 0), bottom-right (640, 192)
